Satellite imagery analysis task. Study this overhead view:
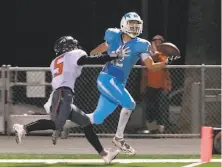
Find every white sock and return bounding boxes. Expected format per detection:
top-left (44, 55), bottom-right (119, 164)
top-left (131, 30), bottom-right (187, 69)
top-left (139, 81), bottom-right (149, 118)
top-left (86, 113), bottom-right (94, 124)
top-left (115, 108), bottom-right (132, 139)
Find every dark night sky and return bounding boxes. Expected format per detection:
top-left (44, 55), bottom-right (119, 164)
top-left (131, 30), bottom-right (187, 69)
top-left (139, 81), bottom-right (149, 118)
top-left (2, 0), bottom-right (191, 66)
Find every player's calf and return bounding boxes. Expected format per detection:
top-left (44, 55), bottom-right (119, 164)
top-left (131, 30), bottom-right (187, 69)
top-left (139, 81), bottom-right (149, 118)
top-left (70, 107), bottom-right (120, 162)
top-left (114, 107), bottom-right (136, 155)
top-left (83, 124), bottom-right (120, 163)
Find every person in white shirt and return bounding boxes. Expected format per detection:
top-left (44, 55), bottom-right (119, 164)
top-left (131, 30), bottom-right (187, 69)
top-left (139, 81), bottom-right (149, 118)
top-left (13, 36), bottom-right (128, 164)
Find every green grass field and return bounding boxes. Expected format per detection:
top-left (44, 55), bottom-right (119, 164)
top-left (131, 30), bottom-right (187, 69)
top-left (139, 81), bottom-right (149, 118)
top-left (0, 163), bottom-right (191, 167)
top-left (0, 163), bottom-right (194, 167)
top-left (0, 154), bottom-right (220, 167)
top-left (0, 154), bottom-right (220, 159)
top-left (0, 162), bottom-right (221, 167)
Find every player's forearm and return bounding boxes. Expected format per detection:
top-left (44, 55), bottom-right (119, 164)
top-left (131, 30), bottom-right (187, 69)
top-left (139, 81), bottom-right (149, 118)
top-left (77, 54), bottom-right (117, 65)
top-left (143, 56), bottom-right (166, 70)
top-left (90, 42), bottom-right (108, 55)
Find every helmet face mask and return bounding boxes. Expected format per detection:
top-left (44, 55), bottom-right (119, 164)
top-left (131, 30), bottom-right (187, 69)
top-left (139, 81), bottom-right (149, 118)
top-left (120, 12), bottom-right (143, 38)
top-left (125, 20), bottom-right (143, 38)
top-left (54, 36), bottom-right (79, 55)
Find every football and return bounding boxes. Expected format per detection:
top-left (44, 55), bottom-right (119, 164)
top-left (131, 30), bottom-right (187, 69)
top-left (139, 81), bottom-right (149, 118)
top-left (156, 42), bottom-right (180, 57)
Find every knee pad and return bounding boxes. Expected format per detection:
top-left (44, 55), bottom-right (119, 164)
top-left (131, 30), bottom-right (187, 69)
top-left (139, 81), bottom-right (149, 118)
top-left (122, 100), bottom-right (136, 110)
top-left (129, 101), bottom-right (136, 110)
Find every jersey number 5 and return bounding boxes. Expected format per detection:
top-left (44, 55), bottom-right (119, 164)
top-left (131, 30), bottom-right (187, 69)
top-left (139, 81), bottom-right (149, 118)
top-left (53, 55), bottom-right (64, 78)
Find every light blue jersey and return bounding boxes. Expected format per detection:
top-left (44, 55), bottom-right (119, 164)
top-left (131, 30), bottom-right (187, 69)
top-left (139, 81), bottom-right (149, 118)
top-left (102, 28), bottom-right (151, 82)
top-left (92, 28), bottom-right (152, 124)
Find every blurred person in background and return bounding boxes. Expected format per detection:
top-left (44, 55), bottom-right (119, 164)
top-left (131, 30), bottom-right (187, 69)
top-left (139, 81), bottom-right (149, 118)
top-left (141, 35), bottom-right (171, 133)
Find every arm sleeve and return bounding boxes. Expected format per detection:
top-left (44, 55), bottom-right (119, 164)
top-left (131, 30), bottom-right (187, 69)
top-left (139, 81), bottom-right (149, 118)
top-left (77, 54), bottom-right (118, 65)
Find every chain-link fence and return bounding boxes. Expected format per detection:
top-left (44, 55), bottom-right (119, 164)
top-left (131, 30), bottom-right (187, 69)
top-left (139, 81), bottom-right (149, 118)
top-left (0, 65), bottom-right (221, 137)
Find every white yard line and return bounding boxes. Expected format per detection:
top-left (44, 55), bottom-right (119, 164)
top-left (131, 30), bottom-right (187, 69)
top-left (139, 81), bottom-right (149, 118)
top-left (0, 159), bottom-right (220, 163)
top-left (182, 162), bottom-right (205, 167)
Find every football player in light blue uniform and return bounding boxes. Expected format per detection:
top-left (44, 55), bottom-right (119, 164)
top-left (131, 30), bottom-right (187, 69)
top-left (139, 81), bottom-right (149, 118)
top-left (87, 12), bottom-right (168, 155)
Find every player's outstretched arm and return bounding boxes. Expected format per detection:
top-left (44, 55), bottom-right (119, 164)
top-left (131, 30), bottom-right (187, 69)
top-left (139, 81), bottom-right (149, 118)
top-left (90, 42), bottom-right (108, 55)
top-left (78, 46), bottom-right (129, 65)
top-left (143, 56), bottom-right (166, 70)
top-left (77, 53), bottom-right (118, 65)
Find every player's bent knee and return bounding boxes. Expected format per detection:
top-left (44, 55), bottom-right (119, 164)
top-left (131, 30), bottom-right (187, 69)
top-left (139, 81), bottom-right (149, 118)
top-left (80, 116), bottom-right (92, 128)
top-left (93, 116), bottom-right (104, 125)
top-left (70, 109), bottom-right (91, 128)
top-left (76, 115), bottom-right (91, 128)
top-left (122, 100), bottom-right (136, 110)
top-left (92, 111), bottom-right (106, 125)
top-left (91, 107), bottom-right (108, 125)
top-left (129, 101), bottom-right (136, 110)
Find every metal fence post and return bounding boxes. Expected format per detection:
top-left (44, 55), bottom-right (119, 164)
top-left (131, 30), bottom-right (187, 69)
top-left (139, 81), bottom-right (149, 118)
top-left (1, 65), bottom-right (6, 134)
top-left (200, 64), bottom-right (206, 126)
top-left (5, 65), bottom-right (11, 135)
top-left (191, 82), bottom-right (201, 134)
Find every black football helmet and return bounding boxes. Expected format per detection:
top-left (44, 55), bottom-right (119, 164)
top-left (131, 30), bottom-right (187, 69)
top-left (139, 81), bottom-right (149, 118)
top-left (54, 36), bottom-right (79, 55)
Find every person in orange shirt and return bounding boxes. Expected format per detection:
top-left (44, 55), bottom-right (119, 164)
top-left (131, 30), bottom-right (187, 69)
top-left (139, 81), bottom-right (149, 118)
top-left (141, 35), bottom-right (171, 133)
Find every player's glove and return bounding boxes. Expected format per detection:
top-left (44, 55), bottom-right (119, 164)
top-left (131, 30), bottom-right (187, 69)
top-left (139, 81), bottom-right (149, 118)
top-left (110, 45), bottom-right (130, 58)
top-left (165, 55), bottom-right (181, 65)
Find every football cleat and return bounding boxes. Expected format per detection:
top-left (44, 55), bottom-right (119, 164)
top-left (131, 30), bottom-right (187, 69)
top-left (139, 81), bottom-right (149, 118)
top-left (102, 149), bottom-right (120, 164)
top-left (13, 124), bottom-right (26, 144)
top-left (112, 137), bottom-right (136, 155)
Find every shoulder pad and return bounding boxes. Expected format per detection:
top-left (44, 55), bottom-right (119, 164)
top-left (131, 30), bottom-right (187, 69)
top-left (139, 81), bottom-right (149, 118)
top-left (67, 49), bottom-right (87, 66)
top-left (104, 28), bottom-right (121, 42)
top-left (137, 38), bottom-right (150, 45)
top-left (67, 49), bottom-right (87, 57)
top-left (137, 38), bottom-right (151, 53)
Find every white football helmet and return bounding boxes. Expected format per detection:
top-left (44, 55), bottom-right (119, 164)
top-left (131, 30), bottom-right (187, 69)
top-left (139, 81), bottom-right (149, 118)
top-left (120, 12), bottom-right (143, 38)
